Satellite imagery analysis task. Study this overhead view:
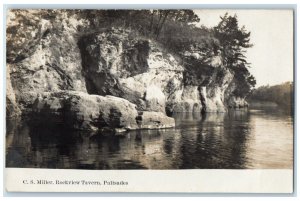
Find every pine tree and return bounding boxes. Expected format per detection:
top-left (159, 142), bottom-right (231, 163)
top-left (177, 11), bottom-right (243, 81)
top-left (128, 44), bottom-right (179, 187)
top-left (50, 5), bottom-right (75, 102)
top-left (214, 13), bottom-right (252, 68)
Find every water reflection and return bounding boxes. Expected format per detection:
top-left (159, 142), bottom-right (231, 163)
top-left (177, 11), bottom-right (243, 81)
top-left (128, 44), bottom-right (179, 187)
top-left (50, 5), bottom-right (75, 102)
top-left (6, 106), bottom-right (293, 169)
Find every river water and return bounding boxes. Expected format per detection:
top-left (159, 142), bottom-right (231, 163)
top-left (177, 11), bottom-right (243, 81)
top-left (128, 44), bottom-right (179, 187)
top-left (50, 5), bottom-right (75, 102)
top-left (6, 105), bottom-right (293, 169)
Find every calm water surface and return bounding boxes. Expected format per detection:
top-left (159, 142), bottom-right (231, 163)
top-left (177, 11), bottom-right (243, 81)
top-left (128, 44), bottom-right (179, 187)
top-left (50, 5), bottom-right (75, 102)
top-left (6, 105), bottom-right (293, 169)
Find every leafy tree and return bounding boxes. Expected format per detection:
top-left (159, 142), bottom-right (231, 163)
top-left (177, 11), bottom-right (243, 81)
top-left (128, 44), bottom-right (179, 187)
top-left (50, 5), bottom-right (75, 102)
top-left (212, 13), bottom-right (256, 96)
top-left (231, 64), bottom-right (256, 97)
top-left (214, 13), bottom-right (252, 68)
top-left (149, 9), bottom-right (200, 38)
top-left (249, 82), bottom-right (293, 110)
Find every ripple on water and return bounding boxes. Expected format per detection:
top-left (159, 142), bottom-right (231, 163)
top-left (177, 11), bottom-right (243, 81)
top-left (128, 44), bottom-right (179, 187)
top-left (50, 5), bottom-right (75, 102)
top-left (6, 107), bottom-right (293, 169)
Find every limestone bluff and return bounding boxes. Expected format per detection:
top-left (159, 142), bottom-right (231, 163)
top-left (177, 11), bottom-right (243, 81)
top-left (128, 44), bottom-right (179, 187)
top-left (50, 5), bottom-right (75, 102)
top-left (6, 10), bottom-right (253, 135)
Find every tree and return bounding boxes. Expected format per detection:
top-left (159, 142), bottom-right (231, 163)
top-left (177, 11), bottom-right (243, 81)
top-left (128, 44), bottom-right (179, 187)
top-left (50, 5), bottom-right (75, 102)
top-left (231, 64), bottom-right (256, 97)
top-left (213, 13), bottom-right (256, 96)
top-left (214, 13), bottom-right (252, 68)
top-left (149, 9), bottom-right (200, 38)
top-left (168, 9), bottom-right (200, 24)
top-left (154, 10), bottom-right (171, 38)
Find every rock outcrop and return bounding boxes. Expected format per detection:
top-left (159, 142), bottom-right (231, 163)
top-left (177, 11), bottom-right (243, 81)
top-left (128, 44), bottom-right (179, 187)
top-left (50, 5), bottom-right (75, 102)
top-left (168, 85), bottom-right (202, 113)
top-left (78, 28), bottom-right (244, 114)
top-left (29, 91), bottom-right (174, 133)
top-left (78, 29), bottom-right (184, 114)
top-left (200, 68), bottom-right (234, 113)
top-left (227, 97), bottom-right (249, 109)
top-left (6, 11), bottom-right (178, 134)
top-left (6, 10), bottom-right (248, 136)
top-left (7, 10), bottom-right (88, 112)
top-left (6, 64), bottom-right (21, 118)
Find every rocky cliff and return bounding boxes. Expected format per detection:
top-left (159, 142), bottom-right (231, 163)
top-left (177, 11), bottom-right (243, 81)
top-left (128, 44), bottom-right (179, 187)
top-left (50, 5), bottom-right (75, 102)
top-left (6, 10), bottom-right (248, 135)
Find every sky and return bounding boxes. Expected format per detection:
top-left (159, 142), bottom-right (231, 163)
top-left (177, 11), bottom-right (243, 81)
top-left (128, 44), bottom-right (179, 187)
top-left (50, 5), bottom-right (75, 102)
top-left (194, 10), bottom-right (294, 87)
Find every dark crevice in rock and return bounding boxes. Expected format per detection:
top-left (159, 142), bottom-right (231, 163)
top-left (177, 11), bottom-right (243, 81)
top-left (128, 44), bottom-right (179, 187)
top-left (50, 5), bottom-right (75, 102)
top-left (77, 32), bottom-right (148, 111)
top-left (135, 111), bottom-right (144, 126)
top-left (77, 34), bottom-right (110, 95)
top-left (121, 40), bottom-right (150, 77)
top-left (77, 31), bottom-right (151, 97)
top-left (13, 55), bottom-right (27, 63)
top-left (42, 29), bottom-right (50, 39)
top-left (198, 86), bottom-right (207, 114)
top-left (45, 63), bottom-right (73, 89)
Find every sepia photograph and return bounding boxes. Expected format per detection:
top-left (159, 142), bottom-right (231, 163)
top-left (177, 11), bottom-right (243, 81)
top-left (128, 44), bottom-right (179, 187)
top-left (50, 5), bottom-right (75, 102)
top-left (4, 7), bottom-right (294, 193)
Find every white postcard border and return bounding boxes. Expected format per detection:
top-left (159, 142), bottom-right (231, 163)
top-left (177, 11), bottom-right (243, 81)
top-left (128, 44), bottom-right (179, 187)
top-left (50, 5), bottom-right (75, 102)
top-left (5, 168), bottom-right (293, 193)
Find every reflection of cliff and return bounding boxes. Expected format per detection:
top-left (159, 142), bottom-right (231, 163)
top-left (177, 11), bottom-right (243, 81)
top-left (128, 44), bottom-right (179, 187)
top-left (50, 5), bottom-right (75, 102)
top-left (6, 119), bottom-right (83, 168)
top-left (6, 118), bottom-right (177, 169)
top-left (76, 129), bottom-right (185, 169)
top-left (6, 108), bottom-right (293, 169)
top-left (6, 118), bottom-right (31, 167)
top-left (175, 110), bottom-right (251, 169)
top-left (6, 110), bottom-right (251, 169)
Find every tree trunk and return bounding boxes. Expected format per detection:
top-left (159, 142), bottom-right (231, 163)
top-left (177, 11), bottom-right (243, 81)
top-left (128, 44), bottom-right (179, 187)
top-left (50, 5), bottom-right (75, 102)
top-left (149, 10), bottom-right (155, 34)
top-left (155, 11), bottom-right (163, 36)
top-left (156, 11), bottom-right (170, 39)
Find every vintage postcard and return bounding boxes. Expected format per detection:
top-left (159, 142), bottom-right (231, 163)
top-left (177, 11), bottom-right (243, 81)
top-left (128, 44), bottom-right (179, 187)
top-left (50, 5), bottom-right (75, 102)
top-left (5, 8), bottom-right (294, 193)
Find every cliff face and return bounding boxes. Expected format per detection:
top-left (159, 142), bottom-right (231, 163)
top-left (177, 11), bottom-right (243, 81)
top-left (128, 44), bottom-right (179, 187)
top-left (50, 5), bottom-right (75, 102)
top-left (7, 10), bottom-right (88, 110)
top-left (77, 28), bottom-right (246, 114)
top-left (78, 28), bottom-right (185, 114)
top-left (6, 10), bottom-right (248, 134)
